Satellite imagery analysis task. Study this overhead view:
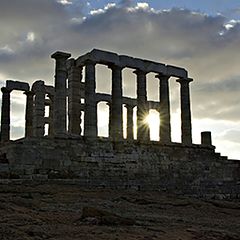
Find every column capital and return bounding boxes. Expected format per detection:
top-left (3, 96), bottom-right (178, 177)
top-left (1, 87), bottom-right (11, 94)
top-left (155, 74), bottom-right (170, 81)
top-left (176, 78), bottom-right (193, 85)
top-left (124, 103), bottom-right (135, 110)
top-left (108, 64), bottom-right (123, 71)
top-left (85, 59), bottom-right (97, 66)
top-left (51, 51), bottom-right (71, 60)
top-left (47, 92), bottom-right (54, 100)
top-left (24, 90), bottom-right (34, 96)
top-left (133, 69), bottom-right (148, 76)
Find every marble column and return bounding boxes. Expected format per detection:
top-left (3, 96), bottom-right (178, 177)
top-left (135, 69), bottom-right (149, 141)
top-left (125, 104), bottom-right (134, 140)
top-left (84, 60), bottom-right (97, 138)
top-left (176, 78), bottom-right (193, 144)
top-left (156, 74), bottom-right (171, 143)
top-left (1, 87), bottom-right (11, 142)
top-left (109, 64), bottom-right (123, 141)
top-left (68, 60), bottom-right (82, 135)
top-left (51, 51), bottom-right (71, 136)
top-left (24, 91), bottom-right (34, 138)
top-left (33, 81), bottom-right (45, 137)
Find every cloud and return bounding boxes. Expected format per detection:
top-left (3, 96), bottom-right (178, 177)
top-left (118, 0), bottom-right (134, 8)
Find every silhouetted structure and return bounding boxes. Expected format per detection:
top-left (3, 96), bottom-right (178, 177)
top-left (0, 49), bottom-right (239, 198)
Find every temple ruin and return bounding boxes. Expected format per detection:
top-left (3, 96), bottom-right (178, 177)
top-left (0, 49), bottom-right (239, 198)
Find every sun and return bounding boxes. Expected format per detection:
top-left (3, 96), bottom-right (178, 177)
top-left (145, 110), bottom-right (160, 141)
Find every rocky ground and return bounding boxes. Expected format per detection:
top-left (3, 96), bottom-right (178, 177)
top-left (0, 181), bottom-right (240, 240)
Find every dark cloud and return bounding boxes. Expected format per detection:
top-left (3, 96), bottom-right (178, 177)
top-left (118, 0), bottom-right (134, 8)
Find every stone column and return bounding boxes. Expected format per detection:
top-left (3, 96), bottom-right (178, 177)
top-left (156, 74), bottom-right (171, 143)
top-left (109, 64), bottom-right (123, 141)
top-left (84, 60), bottom-right (97, 138)
top-left (51, 51), bottom-right (71, 136)
top-left (24, 91), bottom-right (34, 138)
top-left (68, 60), bottom-right (82, 135)
top-left (201, 131), bottom-right (212, 146)
top-left (135, 69), bottom-right (149, 141)
top-left (33, 81), bottom-right (45, 137)
top-left (125, 104), bottom-right (134, 140)
top-left (176, 78), bottom-right (193, 144)
top-left (0, 87), bottom-right (11, 142)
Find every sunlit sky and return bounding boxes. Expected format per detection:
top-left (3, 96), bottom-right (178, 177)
top-left (0, 0), bottom-right (240, 159)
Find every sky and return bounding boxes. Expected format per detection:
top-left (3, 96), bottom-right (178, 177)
top-left (0, 0), bottom-right (240, 159)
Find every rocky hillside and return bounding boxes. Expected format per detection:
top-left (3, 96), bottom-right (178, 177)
top-left (0, 181), bottom-right (240, 240)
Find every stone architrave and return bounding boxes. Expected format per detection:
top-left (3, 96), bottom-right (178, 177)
top-left (125, 104), bottom-right (134, 140)
top-left (135, 69), bottom-right (149, 141)
top-left (0, 87), bottom-right (11, 142)
top-left (68, 60), bottom-right (82, 135)
top-left (176, 78), bottom-right (193, 144)
top-left (156, 74), bottom-right (171, 143)
top-left (84, 60), bottom-right (97, 138)
top-left (24, 91), bottom-right (34, 138)
top-left (109, 64), bottom-right (123, 141)
top-left (51, 51), bottom-right (71, 136)
top-left (33, 81), bottom-right (45, 137)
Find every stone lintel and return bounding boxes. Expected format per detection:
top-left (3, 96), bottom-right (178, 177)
top-left (119, 55), bottom-right (144, 70)
top-left (145, 62), bottom-right (167, 75)
top-left (148, 101), bottom-right (160, 110)
top-left (6, 80), bottom-right (29, 92)
top-left (95, 93), bottom-right (160, 111)
top-left (51, 51), bottom-right (71, 60)
top-left (75, 49), bottom-right (186, 79)
top-left (23, 90), bottom-right (34, 97)
top-left (76, 49), bottom-right (120, 67)
top-left (45, 85), bottom-right (55, 96)
top-left (167, 65), bottom-right (188, 78)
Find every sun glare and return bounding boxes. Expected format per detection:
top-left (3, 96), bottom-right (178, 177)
top-left (145, 110), bottom-right (160, 141)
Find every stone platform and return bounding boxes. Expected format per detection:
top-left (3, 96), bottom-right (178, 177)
top-left (0, 137), bottom-right (239, 198)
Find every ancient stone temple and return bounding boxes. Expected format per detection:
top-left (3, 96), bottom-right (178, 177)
top-left (0, 49), bottom-right (239, 198)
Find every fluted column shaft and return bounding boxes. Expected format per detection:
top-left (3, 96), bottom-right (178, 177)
top-left (157, 74), bottom-right (171, 143)
top-left (110, 65), bottom-right (123, 141)
top-left (1, 87), bottom-right (11, 142)
top-left (135, 70), bottom-right (149, 140)
top-left (24, 91), bottom-right (34, 138)
top-left (176, 78), bottom-right (193, 144)
top-left (84, 61), bottom-right (97, 138)
top-left (33, 81), bottom-right (45, 137)
top-left (51, 51), bottom-right (71, 136)
top-left (68, 61), bottom-right (82, 135)
top-left (126, 104), bottom-right (134, 140)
